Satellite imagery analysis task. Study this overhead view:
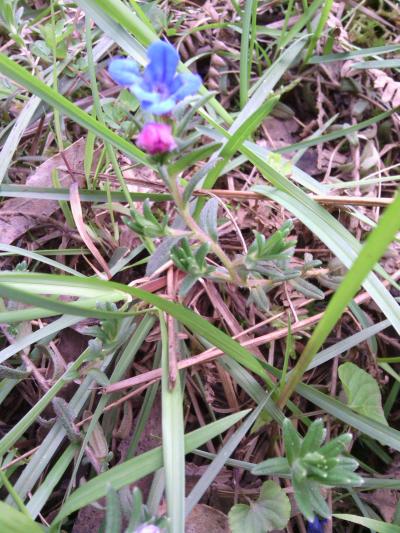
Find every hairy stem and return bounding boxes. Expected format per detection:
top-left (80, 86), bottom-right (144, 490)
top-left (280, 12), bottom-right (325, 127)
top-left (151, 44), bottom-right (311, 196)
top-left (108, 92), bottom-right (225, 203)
top-left (165, 170), bottom-right (241, 284)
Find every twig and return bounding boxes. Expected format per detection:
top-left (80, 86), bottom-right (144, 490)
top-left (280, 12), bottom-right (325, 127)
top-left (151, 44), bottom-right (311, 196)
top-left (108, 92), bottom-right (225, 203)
top-left (195, 189), bottom-right (394, 207)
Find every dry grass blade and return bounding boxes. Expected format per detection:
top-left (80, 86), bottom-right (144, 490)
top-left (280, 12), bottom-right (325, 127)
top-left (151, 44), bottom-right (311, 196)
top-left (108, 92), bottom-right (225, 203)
top-left (69, 182), bottom-right (112, 279)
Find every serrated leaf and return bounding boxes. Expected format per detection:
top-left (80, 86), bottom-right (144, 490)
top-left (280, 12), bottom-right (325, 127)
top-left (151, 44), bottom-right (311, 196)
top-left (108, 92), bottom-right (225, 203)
top-left (338, 362), bottom-right (388, 426)
top-left (228, 481), bottom-right (290, 533)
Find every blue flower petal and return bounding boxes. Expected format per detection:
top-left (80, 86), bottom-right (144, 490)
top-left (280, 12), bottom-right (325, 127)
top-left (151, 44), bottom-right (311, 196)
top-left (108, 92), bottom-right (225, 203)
top-left (146, 97), bottom-right (177, 115)
top-left (144, 40), bottom-right (179, 85)
top-left (172, 73), bottom-right (202, 101)
top-left (307, 517), bottom-right (327, 533)
top-left (108, 58), bottom-right (140, 86)
top-left (131, 84), bottom-right (161, 104)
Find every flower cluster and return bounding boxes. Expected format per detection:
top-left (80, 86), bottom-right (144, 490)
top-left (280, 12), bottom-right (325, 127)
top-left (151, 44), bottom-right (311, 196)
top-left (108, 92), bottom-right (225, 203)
top-left (108, 40), bottom-right (201, 155)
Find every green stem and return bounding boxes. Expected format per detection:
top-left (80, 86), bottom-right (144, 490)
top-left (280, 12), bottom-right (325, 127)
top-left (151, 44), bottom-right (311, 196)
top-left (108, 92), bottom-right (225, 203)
top-left (0, 471), bottom-right (30, 516)
top-left (165, 170), bottom-right (240, 284)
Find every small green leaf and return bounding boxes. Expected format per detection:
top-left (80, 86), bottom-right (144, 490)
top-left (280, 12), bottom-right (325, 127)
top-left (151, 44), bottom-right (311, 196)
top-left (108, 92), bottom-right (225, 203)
top-left (300, 419), bottom-right (325, 457)
top-left (228, 481), bottom-right (290, 533)
top-left (319, 433), bottom-right (352, 458)
top-left (291, 477), bottom-right (315, 522)
top-left (251, 457), bottom-right (290, 476)
top-left (199, 197), bottom-right (219, 242)
top-left (283, 418), bottom-right (301, 465)
top-left (105, 486), bottom-right (122, 533)
top-left (338, 362), bottom-right (388, 426)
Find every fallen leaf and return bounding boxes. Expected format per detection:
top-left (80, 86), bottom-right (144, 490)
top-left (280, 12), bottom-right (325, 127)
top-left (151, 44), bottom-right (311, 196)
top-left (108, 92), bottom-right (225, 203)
top-left (361, 489), bottom-right (399, 523)
top-left (0, 139), bottom-right (87, 245)
top-left (370, 68), bottom-right (400, 107)
top-left (186, 504), bottom-right (229, 533)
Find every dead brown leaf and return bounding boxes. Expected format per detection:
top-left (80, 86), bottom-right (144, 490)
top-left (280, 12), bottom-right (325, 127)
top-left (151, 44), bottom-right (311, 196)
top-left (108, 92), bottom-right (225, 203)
top-left (0, 139), bottom-right (86, 245)
top-left (370, 68), bottom-right (400, 107)
top-left (361, 489), bottom-right (399, 523)
top-left (186, 504), bottom-right (229, 533)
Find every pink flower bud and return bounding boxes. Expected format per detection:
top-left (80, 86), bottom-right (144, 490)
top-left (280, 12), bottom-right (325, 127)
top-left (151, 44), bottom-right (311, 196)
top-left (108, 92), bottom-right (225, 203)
top-left (136, 122), bottom-right (177, 155)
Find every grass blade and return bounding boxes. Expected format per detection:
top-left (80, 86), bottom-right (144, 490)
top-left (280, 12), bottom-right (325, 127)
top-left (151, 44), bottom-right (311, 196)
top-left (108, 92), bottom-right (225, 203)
top-left (309, 44), bottom-right (400, 64)
top-left (239, 0), bottom-right (257, 108)
top-left (278, 192), bottom-right (400, 406)
top-left (186, 395), bottom-right (268, 515)
top-left (0, 53), bottom-right (150, 166)
top-left (160, 313), bottom-right (185, 533)
top-left (333, 514), bottom-right (400, 533)
top-left (53, 410), bottom-right (250, 524)
top-left (0, 502), bottom-right (44, 533)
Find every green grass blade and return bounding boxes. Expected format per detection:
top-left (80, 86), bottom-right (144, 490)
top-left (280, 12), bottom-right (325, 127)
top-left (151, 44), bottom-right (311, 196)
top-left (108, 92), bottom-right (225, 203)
top-left (84, 0), bottom-right (156, 46)
top-left (304, 320), bottom-right (390, 372)
top-left (275, 106), bottom-right (399, 154)
top-left (238, 37), bottom-right (306, 130)
top-left (160, 314), bottom-right (185, 533)
top-left (309, 44), bottom-right (400, 63)
top-left (0, 53), bottom-right (150, 166)
top-left (53, 410), bottom-right (249, 524)
top-left (0, 347), bottom-right (93, 456)
top-left (252, 184), bottom-right (400, 334)
top-left (278, 0), bottom-right (325, 50)
top-left (186, 395), bottom-right (268, 515)
top-left (0, 244), bottom-right (85, 277)
top-left (333, 514), bottom-right (400, 533)
top-left (68, 315), bottom-right (156, 491)
top-left (0, 502), bottom-right (44, 533)
top-left (297, 384), bottom-right (400, 451)
top-left (26, 445), bottom-right (78, 518)
top-left (196, 96), bottom-right (279, 216)
top-left (76, 0), bottom-right (148, 62)
top-left (0, 184), bottom-right (170, 203)
top-left (303, 0), bottom-right (333, 64)
top-left (0, 273), bottom-right (268, 380)
top-left (278, 192), bottom-right (400, 406)
top-left (351, 59), bottom-right (400, 70)
top-left (239, 0), bottom-right (257, 108)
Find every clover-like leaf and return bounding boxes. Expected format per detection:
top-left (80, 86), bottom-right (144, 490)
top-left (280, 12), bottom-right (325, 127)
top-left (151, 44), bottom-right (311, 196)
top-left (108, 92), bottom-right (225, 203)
top-left (338, 362), bottom-right (388, 426)
top-left (228, 481), bottom-right (290, 533)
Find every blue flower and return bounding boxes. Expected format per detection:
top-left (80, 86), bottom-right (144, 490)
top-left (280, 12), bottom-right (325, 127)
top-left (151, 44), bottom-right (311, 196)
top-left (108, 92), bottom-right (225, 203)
top-left (307, 516), bottom-right (328, 533)
top-left (108, 40), bottom-right (201, 115)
